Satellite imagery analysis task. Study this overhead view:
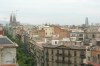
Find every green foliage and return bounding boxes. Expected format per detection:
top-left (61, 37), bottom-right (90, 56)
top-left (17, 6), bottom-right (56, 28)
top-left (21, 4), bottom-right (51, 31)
top-left (4, 30), bottom-right (35, 66)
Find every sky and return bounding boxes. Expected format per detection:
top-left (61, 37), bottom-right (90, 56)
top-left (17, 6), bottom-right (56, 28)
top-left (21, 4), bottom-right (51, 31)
top-left (0, 0), bottom-right (100, 25)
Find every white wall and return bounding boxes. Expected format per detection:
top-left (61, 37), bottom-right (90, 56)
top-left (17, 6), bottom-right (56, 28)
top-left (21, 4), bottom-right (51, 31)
top-left (0, 48), bottom-right (16, 64)
top-left (52, 40), bottom-right (59, 45)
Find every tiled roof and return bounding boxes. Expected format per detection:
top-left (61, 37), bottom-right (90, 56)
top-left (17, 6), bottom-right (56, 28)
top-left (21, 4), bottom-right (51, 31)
top-left (0, 36), bottom-right (18, 48)
top-left (69, 45), bottom-right (86, 49)
top-left (0, 38), bottom-right (12, 44)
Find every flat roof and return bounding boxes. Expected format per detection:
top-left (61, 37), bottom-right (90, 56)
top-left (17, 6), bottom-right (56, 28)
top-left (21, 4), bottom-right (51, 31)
top-left (43, 43), bottom-right (86, 50)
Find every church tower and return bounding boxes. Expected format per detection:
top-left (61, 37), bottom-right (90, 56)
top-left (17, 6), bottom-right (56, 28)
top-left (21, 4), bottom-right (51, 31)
top-left (9, 13), bottom-right (17, 26)
top-left (12, 14), bottom-right (16, 23)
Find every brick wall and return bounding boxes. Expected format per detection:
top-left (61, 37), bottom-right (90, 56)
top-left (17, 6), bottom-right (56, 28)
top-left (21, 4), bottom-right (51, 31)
top-left (54, 26), bottom-right (69, 38)
top-left (38, 30), bottom-right (45, 38)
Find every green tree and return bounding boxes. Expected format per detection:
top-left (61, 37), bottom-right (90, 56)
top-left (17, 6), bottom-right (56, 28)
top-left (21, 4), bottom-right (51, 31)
top-left (4, 29), bottom-right (36, 66)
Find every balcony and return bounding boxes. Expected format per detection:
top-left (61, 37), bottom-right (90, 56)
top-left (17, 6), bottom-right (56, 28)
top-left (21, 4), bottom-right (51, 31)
top-left (67, 60), bottom-right (72, 64)
top-left (80, 63), bottom-right (85, 66)
top-left (56, 60), bottom-right (71, 64)
top-left (56, 60), bottom-right (62, 63)
top-left (56, 53), bottom-right (63, 56)
top-left (80, 55), bottom-right (86, 58)
top-left (56, 53), bottom-right (72, 58)
top-left (65, 54), bottom-right (72, 57)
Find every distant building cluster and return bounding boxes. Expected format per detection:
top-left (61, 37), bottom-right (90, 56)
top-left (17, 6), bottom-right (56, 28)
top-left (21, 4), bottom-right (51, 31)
top-left (5, 16), bottom-right (100, 66)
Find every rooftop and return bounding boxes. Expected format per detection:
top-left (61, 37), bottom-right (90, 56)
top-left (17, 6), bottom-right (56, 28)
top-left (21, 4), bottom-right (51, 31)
top-left (0, 37), bottom-right (13, 44)
top-left (0, 36), bottom-right (18, 47)
top-left (43, 43), bottom-right (86, 50)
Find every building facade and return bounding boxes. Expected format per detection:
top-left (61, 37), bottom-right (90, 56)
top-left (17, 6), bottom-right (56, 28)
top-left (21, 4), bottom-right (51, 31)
top-left (43, 26), bottom-right (54, 37)
top-left (86, 38), bottom-right (100, 66)
top-left (43, 44), bottom-right (86, 66)
top-left (70, 29), bottom-right (84, 41)
top-left (0, 36), bottom-right (18, 66)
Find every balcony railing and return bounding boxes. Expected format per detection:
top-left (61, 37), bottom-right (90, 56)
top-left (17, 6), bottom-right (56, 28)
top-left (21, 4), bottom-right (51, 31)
top-left (64, 54), bottom-right (72, 57)
top-left (56, 53), bottom-right (72, 57)
top-left (80, 55), bottom-right (86, 58)
top-left (67, 60), bottom-right (72, 64)
top-left (80, 63), bottom-right (85, 66)
top-left (56, 60), bottom-right (62, 63)
top-left (56, 60), bottom-right (72, 64)
top-left (56, 53), bottom-right (63, 56)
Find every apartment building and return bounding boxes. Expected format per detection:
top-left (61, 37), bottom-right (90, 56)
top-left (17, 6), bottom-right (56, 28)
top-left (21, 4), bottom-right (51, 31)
top-left (85, 26), bottom-right (100, 39)
top-left (38, 25), bottom-right (69, 38)
top-left (70, 29), bottom-right (84, 41)
top-left (0, 36), bottom-right (18, 66)
top-left (53, 26), bottom-right (69, 38)
top-left (43, 26), bottom-right (54, 37)
top-left (27, 37), bottom-right (86, 66)
top-left (86, 38), bottom-right (100, 66)
top-left (43, 43), bottom-right (86, 66)
top-left (27, 38), bottom-right (45, 66)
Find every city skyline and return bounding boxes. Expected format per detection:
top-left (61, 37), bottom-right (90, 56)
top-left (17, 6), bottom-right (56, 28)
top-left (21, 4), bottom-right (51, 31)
top-left (0, 0), bottom-right (100, 25)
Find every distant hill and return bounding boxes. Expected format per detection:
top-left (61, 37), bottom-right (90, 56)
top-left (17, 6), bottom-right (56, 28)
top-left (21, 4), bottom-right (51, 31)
top-left (0, 21), bottom-right (9, 26)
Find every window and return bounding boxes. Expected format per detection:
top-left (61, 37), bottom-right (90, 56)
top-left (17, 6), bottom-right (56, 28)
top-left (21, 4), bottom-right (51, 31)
top-left (74, 51), bottom-right (76, 56)
top-left (72, 34), bottom-right (76, 37)
top-left (92, 34), bottom-right (95, 38)
top-left (80, 51), bottom-right (84, 55)
top-left (96, 41), bottom-right (100, 46)
top-left (78, 38), bottom-right (83, 41)
top-left (79, 34), bottom-right (83, 37)
top-left (74, 58), bottom-right (77, 63)
top-left (88, 57), bottom-right (90, 61)
top-left (68, 50), bottom-right (71, 56)
top-left (92, 56), bottom-right (97, 62)
top-left (51, 49), bottom-right (54, 61)
top-left (75, 42), bottom-right (76, 45)
top-left (55, 41), bottom-right (57, 44)
top-left (98, 54), bottom-right (100, 64)
top-left (46, 32), bottom-right (47, 35)
top-left (52, 49), bottom-right (53, 55)
top-left (87, 47), bottom-right (90, 51)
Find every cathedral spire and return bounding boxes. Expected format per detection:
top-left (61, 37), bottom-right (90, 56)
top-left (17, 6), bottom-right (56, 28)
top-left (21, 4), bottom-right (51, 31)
top-left (10, 13), bottom-right (13, 24)
top-left (12, 13), bottom-right (16, 23)
top-left (9, 12), bottom-right (17, 26)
